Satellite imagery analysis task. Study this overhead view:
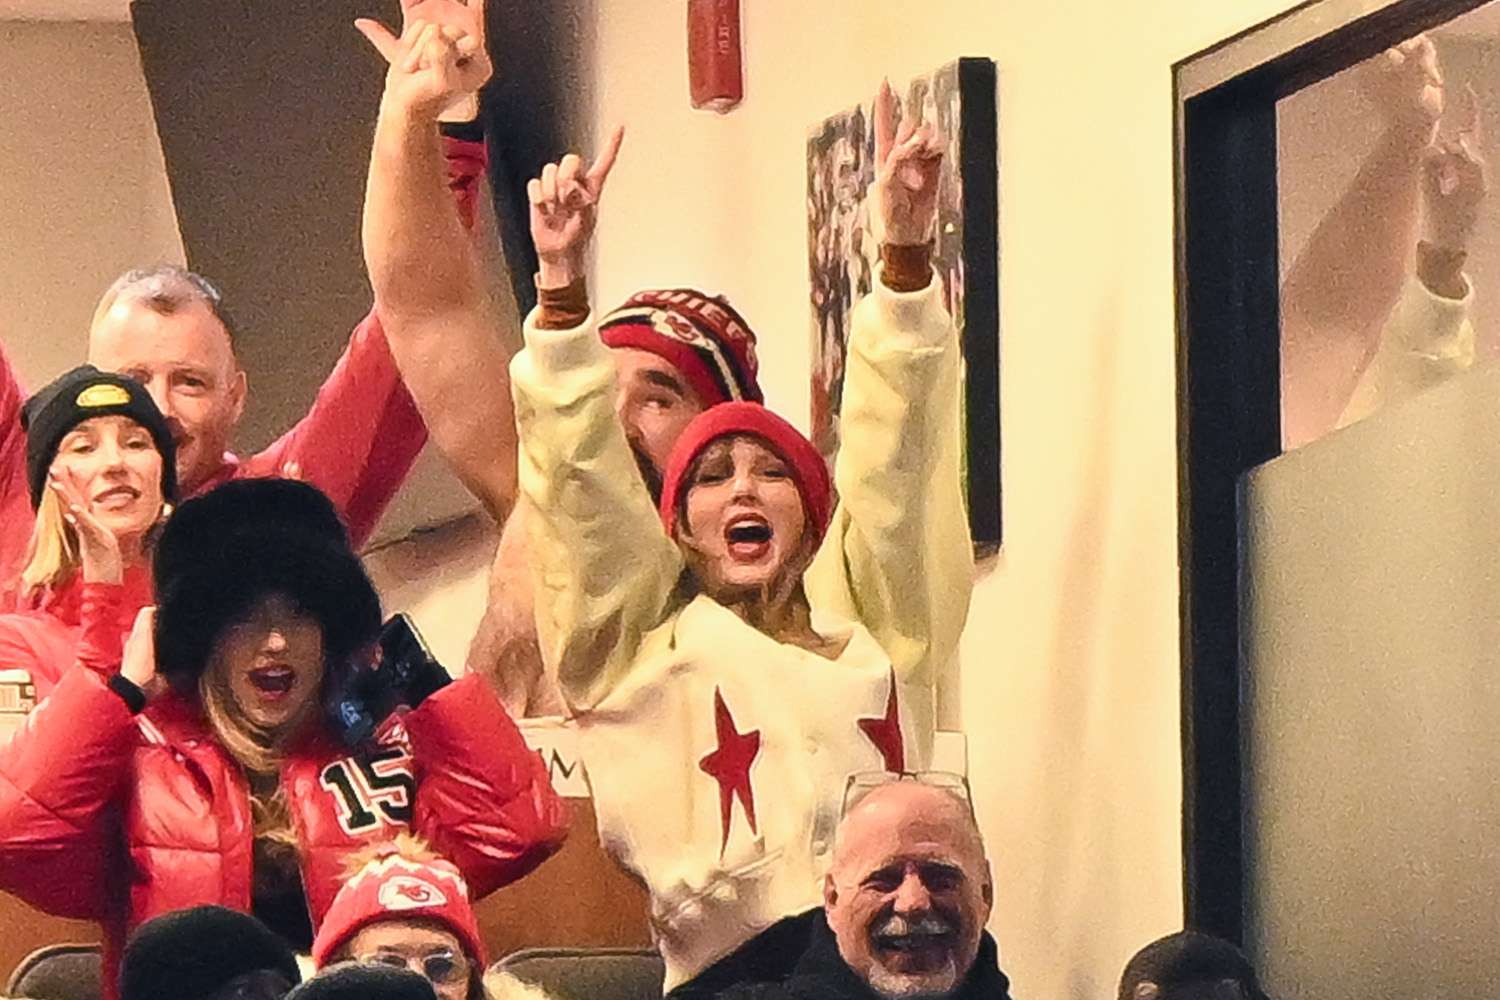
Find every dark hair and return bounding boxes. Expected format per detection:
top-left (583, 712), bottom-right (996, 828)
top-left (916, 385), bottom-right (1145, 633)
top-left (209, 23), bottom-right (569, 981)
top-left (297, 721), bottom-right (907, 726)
top-left (120, 905), bottom-right (301, 1000)
top-left (1119, 932), bottom-right (1267, 1000)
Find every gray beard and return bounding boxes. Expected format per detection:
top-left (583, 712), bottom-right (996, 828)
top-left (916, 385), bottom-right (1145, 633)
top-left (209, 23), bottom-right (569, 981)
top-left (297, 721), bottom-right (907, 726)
top-left (865, 914), bottom-right (962, 1000)
top-left (865, 964), bottom-right (960, 1000)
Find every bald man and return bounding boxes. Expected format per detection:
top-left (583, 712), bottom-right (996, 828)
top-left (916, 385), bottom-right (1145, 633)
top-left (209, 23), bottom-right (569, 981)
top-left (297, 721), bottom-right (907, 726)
top-left (684, 779), bottom-right (1013, 1000)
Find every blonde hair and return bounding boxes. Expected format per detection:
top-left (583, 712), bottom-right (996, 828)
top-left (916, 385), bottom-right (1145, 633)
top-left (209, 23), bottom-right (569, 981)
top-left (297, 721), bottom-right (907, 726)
top-left (20, 489), bottom-right (80, 596)
top-left (199, 661), bottom-right (309, 855)
top-left (339, 832), bottom-right (441, 879)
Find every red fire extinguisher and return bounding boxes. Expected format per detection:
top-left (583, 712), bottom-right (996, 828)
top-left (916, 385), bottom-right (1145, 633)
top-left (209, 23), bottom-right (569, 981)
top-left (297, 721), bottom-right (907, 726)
top-left (688, 0), bottom-right (743, 113)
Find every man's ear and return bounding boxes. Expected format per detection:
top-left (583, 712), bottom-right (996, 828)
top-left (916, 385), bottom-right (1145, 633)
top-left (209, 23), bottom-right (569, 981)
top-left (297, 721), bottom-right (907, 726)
top-left (822, 872), bottom-right (839, 910)
top-left (229, 368), bottom-right (248, 424)
top-left (1133, 983), bottom-right (1160, 1000)
top-left (980, 862), bottom-right (994, 913)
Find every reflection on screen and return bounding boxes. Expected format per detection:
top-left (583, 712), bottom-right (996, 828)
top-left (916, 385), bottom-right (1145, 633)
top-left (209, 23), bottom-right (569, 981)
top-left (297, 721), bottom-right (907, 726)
top-left (1278, 14), bottom-right (1500, 449)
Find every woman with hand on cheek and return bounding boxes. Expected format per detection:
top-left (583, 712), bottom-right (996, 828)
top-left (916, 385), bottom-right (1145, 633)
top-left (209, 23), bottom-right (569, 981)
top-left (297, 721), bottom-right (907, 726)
top-left (0, 364), bottom-right (175, 699)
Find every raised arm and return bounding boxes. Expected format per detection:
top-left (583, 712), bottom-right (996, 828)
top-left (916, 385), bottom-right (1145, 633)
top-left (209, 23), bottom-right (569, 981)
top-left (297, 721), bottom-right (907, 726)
top-left (244, 11), bottom-right (503, 548)
top-left (806, 81), bottom-right (972, 688)
top-left (508, 132), bottom-right (684, 712)
top-left (358, 0), bottom-right (524, 524)
top-left (1339, 84), bottom-right (1486, 429)
top-left (0, 345), bottom-right (31, 601)
top-left (1281, 35), bottom-right (1444, 448)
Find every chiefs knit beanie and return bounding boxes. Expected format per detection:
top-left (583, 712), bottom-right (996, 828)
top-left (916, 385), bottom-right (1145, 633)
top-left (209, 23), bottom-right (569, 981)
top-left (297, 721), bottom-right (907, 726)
top-left (598, 288), bottom-right (763, 405)
top-left (658, 402), bottom-right (833, 543)
top-left (21, 365), bottom-right (177, 509)
top-left (120, 905), bottom-right (301, 1000)
top-left (312, 850), bottom-right (486, 969)
top-left (286, 965), bottom-right (435, 1000)
top-left (153, 478), bottom-right (381, 692)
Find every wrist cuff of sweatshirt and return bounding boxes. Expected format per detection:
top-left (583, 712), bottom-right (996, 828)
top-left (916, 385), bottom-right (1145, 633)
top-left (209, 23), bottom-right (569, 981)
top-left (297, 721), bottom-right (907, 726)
top-left (108, 674), bottom-right (146, 714)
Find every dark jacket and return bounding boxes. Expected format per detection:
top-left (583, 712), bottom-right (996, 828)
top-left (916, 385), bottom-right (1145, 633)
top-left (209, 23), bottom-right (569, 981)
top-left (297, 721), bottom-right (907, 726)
top-left (673, 908), bottom-right (1014, 1000)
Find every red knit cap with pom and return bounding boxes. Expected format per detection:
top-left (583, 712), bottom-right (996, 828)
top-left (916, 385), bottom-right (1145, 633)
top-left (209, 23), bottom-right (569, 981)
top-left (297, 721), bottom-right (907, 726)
top-left (312, 849), bottom-right (485, 969)
top-left (658, 402), bottom-right (833, 543)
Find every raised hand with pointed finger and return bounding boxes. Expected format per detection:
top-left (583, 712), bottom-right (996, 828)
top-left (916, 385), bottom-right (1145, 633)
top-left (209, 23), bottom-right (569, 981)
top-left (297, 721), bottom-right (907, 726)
top-left (872, 79), bottom-right (944, 247)
top-left (528, 127), bottom-right (626, 289)
top-left (356, 0), bottom-right (492, 122)
top-left (401, 0), bottom-right (490, 120)
top-left (1358, 33), bottom-right (1444, 140)
top-left (1423, 83), bottom-right (1489, 253)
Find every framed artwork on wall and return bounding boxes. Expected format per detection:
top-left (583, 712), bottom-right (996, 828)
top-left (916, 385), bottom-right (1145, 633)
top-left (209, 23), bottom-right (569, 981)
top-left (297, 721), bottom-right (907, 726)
top-left (805, 57), bottom-right (1001, 555)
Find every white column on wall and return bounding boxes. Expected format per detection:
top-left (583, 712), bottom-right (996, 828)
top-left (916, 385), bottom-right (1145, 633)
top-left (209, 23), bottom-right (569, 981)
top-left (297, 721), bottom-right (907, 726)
top-left (583, 0), bottom-right (1301, 995)
top-left (0, 19), bottom-right (184, 390)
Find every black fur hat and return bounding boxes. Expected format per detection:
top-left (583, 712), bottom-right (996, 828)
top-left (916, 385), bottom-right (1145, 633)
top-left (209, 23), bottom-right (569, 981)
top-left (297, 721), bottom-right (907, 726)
top-left (285, 964), bottom-right (436, 1000)
top-left (120, 905), bottom-right (301, 1000)
top-left (153, 478), bottom-right (382, 692)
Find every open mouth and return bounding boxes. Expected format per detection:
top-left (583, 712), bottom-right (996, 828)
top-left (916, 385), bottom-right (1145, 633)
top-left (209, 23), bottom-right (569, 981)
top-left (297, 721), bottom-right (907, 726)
top-left (248, 665), bottom-right (296, 697)
top-left (873, 930), bottom-right (954, 970)
top-left (724, 514), bottom-right (773, 561)
top-left (93, 485), bottom-right (141, 506)
top-left (875, 931), bottom-right (952, 952)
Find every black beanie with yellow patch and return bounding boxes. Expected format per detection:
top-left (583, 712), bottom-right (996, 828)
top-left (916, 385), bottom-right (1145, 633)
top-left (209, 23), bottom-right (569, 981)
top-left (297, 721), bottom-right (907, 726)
top-left (20, 365), bottom-right (177, 509)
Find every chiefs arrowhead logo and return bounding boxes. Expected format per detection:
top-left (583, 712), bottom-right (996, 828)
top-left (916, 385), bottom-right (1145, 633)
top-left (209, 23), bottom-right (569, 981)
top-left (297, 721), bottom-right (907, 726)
top-left (378, 876), bottom-right (448, 911)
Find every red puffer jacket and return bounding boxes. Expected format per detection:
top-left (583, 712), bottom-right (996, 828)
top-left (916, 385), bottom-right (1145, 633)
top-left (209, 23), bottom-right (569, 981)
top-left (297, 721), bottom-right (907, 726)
top-left (0, 585), bottom-right (567, 1000)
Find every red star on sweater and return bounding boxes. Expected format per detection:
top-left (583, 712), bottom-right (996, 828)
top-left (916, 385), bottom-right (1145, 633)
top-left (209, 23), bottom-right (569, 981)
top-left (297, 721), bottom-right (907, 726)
top-left (699, 688), bottom-right (762, 852)
top-left (858, 670), bottom-right (905, 771)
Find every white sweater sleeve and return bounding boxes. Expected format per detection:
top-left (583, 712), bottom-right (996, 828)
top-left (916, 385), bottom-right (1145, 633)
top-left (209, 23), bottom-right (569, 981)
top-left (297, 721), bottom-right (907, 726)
top-left (805, 272), bottom-right (974, 687)
top-left (1338, 276), bottom-right (1477, 429)
top-left (509, 309), bottom-right (685, 711)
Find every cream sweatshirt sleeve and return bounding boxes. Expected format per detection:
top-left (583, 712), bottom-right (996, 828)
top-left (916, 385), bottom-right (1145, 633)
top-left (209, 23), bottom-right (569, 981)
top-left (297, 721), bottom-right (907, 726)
top-left (805, 271), bottom-right (974, 688)
top-left (1339, 276), bottom-right (1477, 430)
top-left (509, 310), bottom-right (685, 712)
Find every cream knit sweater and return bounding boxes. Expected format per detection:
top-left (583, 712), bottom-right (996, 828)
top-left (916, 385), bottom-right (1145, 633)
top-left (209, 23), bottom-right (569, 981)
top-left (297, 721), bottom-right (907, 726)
top-left (510, 275), bottom-right (973, 989)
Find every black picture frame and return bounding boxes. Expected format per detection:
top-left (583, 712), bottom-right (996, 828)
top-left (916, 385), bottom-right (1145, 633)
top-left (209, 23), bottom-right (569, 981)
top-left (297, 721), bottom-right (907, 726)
top-left (806, 57), bottom-right (1001, 556)
top-left (1174, 0), bottom-right (1491, 944)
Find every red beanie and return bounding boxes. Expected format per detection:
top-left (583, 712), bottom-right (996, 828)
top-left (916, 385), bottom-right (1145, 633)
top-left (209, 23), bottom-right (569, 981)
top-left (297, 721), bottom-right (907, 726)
top-left (599, 288), bottom-right (763, 405)
top-left (312, 850), bottom-right (485, 969)
top-left (658, 402), bottom-right (833, 543)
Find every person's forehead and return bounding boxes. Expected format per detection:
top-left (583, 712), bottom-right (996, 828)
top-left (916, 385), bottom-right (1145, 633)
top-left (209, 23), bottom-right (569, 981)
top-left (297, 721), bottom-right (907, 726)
top-left (61, 414), bottom-right (146, 437)
top-left (841, 786), bottom-right (981, 866)
top-left (87, 299), bottom-right (232, 370)
top-left (612, 347), bottom-right (687, 385)
top-left (346, 919), bottom-right (461, 953)
top-left (700, 435), bottom-right (779, 464)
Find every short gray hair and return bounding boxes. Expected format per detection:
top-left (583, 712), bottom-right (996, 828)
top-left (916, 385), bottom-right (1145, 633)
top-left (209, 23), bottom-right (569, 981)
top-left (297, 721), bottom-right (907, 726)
top-left (91, 264), bottom-right (238, 349)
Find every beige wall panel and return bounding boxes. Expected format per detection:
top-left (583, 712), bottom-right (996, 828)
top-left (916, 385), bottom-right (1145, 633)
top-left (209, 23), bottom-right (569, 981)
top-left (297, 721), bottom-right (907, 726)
top-left (1244, 363), bottom-right (1500, 1000)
